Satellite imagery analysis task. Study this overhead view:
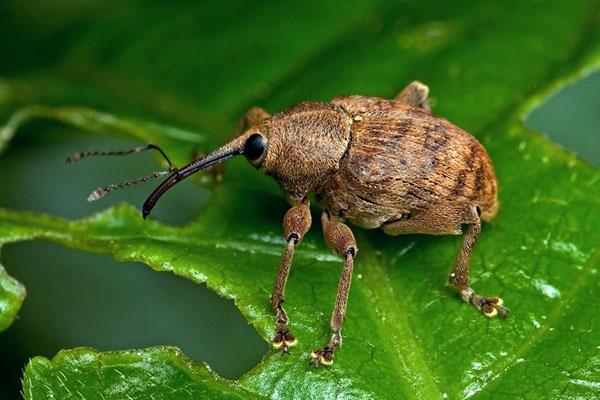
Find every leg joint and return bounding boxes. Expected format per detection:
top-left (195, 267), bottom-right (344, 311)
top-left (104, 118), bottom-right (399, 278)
top-left (286, 233), bottom-right (299, 244)
top-left (283, 200), bottom-right (312, 244)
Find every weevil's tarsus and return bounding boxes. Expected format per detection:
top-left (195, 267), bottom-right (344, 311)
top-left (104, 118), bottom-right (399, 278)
top-left (270, 198), bottom-right (312, 353)
top-left (67, 143), bottom-right (175, 168)
top-left (272, 322), bottom-right (297, 353)
top-left (310, 332), bottom-right (341, 367)
top-left (311, 213), bottom-right (356, 367)
top-left (87, 168), bottom-right (175, 202)
top-left (461, 288), bottom-right (508, 318)
top-left (448, 206), bottom-right (508, 318)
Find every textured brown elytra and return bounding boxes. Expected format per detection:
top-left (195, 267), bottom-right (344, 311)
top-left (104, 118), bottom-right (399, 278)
top-left (72, 81), bottom-right (507, 368)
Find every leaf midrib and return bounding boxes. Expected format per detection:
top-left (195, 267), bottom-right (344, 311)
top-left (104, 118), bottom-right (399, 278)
top-left (355, 236), bottom-right (444, 400)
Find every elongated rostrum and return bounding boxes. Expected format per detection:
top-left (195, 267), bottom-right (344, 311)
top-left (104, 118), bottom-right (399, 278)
top-left (71, 81), bottom-right (507, 367)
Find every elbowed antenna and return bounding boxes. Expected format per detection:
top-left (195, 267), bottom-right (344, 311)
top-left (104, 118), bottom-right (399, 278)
top-left (69, 143), bottom-right (178, 203)
top-left (87, 169), bottom-right (174, 202)
top-left (142, 134), bottom-right (249, 219)
top-left (67, 143), bottom-right (174, 167)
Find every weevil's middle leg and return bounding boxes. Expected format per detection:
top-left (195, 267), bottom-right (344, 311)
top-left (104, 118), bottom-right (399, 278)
top-left (310, 212), bottom-right (357, 367)
top-left (448, 206), bottom-right (508, 318)
top-left (270, 198), bottom-right (311, 352)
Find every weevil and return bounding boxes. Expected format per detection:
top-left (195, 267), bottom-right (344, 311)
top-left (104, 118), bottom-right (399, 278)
top-left (69, 81), bottom-right (507, 367)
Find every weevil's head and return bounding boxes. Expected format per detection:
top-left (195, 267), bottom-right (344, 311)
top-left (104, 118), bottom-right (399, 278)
top-left (249, 102), bottom-right (353, 200)
top-left (142, 102), bottom-right (352, 218)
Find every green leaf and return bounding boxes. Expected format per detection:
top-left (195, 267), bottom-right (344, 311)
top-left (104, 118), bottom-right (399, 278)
top-left (1, 1), bottom-right (600, 399)
top-left (23, 347), bottom-right (262, 400)
top-left (0, 261), bottom-right (25, 332)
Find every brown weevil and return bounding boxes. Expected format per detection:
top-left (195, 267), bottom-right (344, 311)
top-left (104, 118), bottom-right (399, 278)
top-left (70, 81), bottom-right (507, 367)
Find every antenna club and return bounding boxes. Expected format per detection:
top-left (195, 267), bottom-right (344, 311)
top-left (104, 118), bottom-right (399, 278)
top-left (66, 153), bottom-right (82, 164)
top-left (87, 188), bottom-right (107, 202)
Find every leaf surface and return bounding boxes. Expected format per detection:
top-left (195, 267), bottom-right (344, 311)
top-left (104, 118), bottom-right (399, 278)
top-left (1, 1), bottom-right (599, 399)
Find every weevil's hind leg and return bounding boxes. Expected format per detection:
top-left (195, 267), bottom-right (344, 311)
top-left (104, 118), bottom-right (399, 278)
top-left (383, 204), bottom-right (507, 318)
top-left (270, 198), bottom-right (311, 353)
top-left (395, 81), bottom-right (431, 111)
top-left (310, 212), bottom-right (357, 367)
top-left (448, 206), bottom-right (508, 318)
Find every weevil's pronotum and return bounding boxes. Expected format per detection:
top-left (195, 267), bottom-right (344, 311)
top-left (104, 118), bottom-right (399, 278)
top-left (70, 81), bottom-right (507, 367)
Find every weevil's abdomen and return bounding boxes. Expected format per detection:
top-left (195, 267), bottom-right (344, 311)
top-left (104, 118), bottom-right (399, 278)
top-left (320, 96), bottom-right (498, 229)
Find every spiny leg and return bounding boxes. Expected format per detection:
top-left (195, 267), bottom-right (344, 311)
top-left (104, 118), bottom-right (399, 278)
top-left (395, 80), bottom-right (431, 111)
top-left (311, 212), bottom-right (357, 367)
top-left (449, 206), bottom-right (508, 318)
top-left (271, 198), bottom-right (311, 352)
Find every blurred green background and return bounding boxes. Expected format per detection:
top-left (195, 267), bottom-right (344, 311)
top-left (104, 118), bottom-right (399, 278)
top-left (0, 0), bottom-right (598, 398)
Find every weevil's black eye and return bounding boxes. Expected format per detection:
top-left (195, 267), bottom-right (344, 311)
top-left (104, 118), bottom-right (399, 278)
top-left (244, 133), bottom-right (266, 161)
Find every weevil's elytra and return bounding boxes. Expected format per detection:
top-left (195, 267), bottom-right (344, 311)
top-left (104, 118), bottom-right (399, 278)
top-left (72, 81), bottom-right (507, 368)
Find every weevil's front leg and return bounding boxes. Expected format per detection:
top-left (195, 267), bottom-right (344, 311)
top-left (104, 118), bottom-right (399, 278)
top-left (395, 80), bottom-right (431, 111)
top-left (194, 107), bottom-right (272, 182)
top-left (271, 198), bottom-right (311, 352)
top-left (311, 212), bottom-right (357, 367)
top-left (449, 207), bottom-right (508, 318)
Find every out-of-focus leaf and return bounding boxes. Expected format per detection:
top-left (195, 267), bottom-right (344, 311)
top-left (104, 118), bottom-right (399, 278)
top-left (0, 261), bottom-right (25, 332)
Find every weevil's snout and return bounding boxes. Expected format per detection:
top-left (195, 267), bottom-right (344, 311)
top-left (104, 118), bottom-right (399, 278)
top-left (142, 131), bottom-right (267, 218)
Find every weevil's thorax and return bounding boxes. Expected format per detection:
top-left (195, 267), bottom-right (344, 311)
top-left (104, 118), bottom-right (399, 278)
top-left (260, 102), bottom-right (352, 202)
